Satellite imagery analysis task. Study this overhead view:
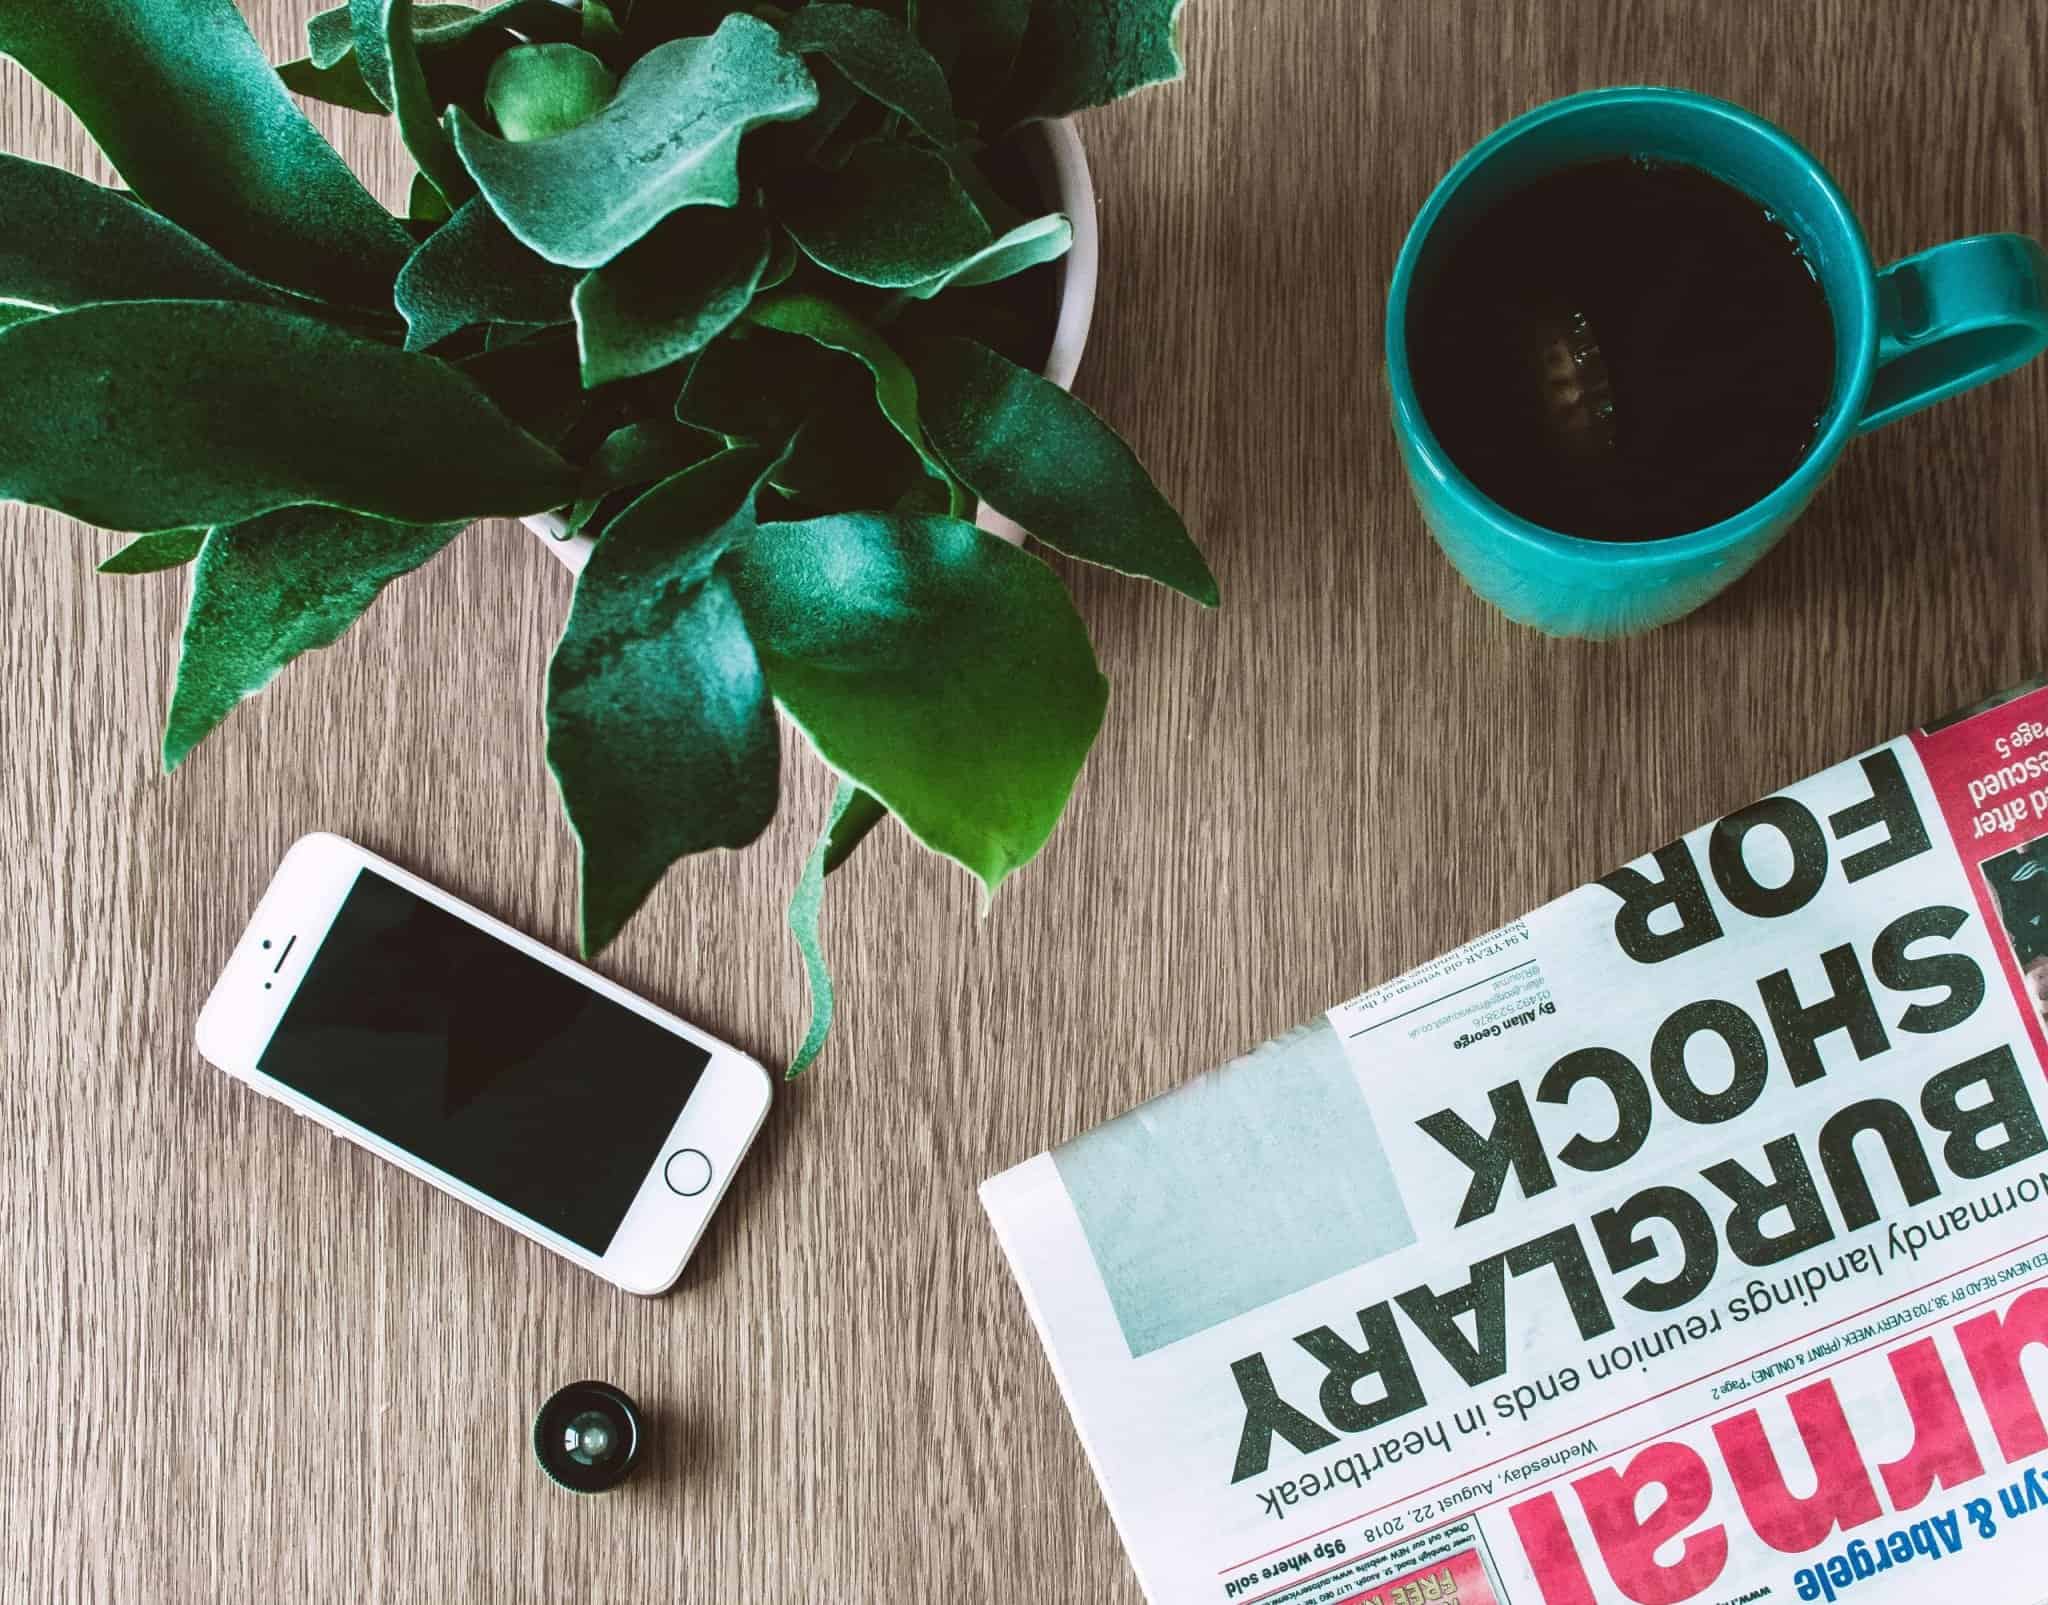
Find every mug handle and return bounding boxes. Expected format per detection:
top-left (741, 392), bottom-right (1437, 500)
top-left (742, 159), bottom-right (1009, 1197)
top-left (1857, 233), bottom-right (2048, 432)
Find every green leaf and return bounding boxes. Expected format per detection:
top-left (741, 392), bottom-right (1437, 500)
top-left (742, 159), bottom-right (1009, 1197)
top-left (450, 15), bottom-right (818, 269)
top-left (309, 3), bottom-right (360, 67)
top-left (676, 321), bottom-right (933, 514)
top-left (395, 196), bottom-right (579, 349)
top-left (918, 0), bottom-right (1030, 106)
top-left (164, 509), bottom-right (465, 769)
top-left (486, 43), bottom-right (617, 141)
top-left (312, 0), bottom-right (583, 134)
top-left (0, 302), bottom-right (575, 532)
top-left (0, 0), bottom-right (411, 307)
top-left (784, 777), bottom-right (887, 1078)
top-left (453, 328), bottom-right (591, 446)
top-left (778, 4), bottom-right (958, 143)
top-left (933, 144), bottom-right (1029, 238)
top-left (621, 0), bottom-right (743, 46)
top-left (98, 529), bottom-right (206, 575)
top-left (577, 420), bottom-right (719, 499)
top-left (1006, 0), bottom-right (1187, 121)
top-left (547, 448), bottom-right (782, 953)
top-left (0, 304), bottom-right (48, 332)
top-left (760, 230), bottom-right (800, 292)
top-left (574, 210), bottom-right (770, 387)
top-left (902, 213), bottom-right (1072, 299)
top-left (820, 782), bottom-right (886, 873)
top-left (724, 513), bottom-right (1108, 896)
top-left (778, 403), bottom-right (940, 516)
top-left (495, 1), bottom-right (594, 45)
top-left (356, 0), bottom-right (474, 206)
top-left (308, 1), bottom-right (474, 69)
top-left (582, 0), bottom-right (625, 48)
top-left (0, 153), bottom-right (290, 311)
top-left (780, 139), bottom-right (992, 289)
top-left (409, 172), bottom-right (455, 224)
top-left (278, 54), bottom-right (390, 116)
top-left (567, 418), bottom-right (718, 531)
top-left (312, 0), bottom-right (577, 79)
top-left (482, 322), bottom-right (551, 351)
top-left (913, 336), bottom-right (1217, 604)
top-left (674, 328), bottom-right (840, 442)
top-left (748, 55), bottom-right (864, 174)
top-left (744, 291), bottom-right (956, 496)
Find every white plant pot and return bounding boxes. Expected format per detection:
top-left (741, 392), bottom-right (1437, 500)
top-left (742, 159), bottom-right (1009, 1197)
top-left (522, 118), bottom-right (1099, 572)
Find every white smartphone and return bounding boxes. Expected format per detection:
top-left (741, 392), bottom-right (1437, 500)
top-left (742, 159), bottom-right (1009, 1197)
top-left (196, 832), bottom-right (772, 1295)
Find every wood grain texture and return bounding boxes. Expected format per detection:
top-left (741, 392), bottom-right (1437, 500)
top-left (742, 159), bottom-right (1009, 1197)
top-left (3, 2), bottom-right (2046, 1599)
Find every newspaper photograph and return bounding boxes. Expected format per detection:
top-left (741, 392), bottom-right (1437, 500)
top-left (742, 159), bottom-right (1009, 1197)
top-left (983, 678), bottom-right (2048, 1605)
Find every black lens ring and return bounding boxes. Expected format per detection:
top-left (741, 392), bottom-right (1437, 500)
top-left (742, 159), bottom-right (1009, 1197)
top-left (533, 1380), bottom-right (643, 1494)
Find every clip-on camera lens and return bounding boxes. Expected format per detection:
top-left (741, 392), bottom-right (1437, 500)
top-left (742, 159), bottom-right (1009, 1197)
top-left (533, 1380), bottom-right (644, 1494)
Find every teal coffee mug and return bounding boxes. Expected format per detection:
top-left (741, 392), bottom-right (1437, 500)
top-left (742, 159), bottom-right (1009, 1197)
top-left (1385, 87), bottom-right (2048, 636)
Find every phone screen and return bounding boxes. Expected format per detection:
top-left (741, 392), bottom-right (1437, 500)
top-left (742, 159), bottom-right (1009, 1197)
top-left (257, 867), bottom-right (708, 1253)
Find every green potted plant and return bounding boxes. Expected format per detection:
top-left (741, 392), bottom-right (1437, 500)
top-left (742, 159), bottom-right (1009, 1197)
top-left (0, 0), bottom-right (1211, 1073)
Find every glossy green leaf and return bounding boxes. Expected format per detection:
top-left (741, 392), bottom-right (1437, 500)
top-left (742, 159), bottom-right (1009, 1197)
top-left (0, 304), bottom-right (47, 332)
top-left (724, 513), bottom-right (1108, 895)
top-left (0, 0), bottom-right (411, 306)
top-left (395, 197), bottom-right (578, 349)
top-left (164, 508), bottom-right (465, 770)
top-left (574, 211), bottom-right (769, 387)
top-left (357, 0), bottom-right (474, 206)
top-left (0, 302), bottom-right (575, 532)
top-left (784, 778), bottom-right (887, 1078)
top-left (744, 291), bottom-right (955, 496)
top-left (98, 529), bottom-right (206, 575)
top-left (278, 54), bottom-right (389, 115)
top-left (913, 336), bottom-right (1217, 604)
top-left (780, 139), bottom-right (992, 289)
top-left (547, 449), bottom-right (782, 953)
top-left (778, 4), bottom-right (958, 143)
top-left (1006, 0), bottom-right (1186, 121)
top-left (450, 15), bottom-right (818, 269)
top-left (486, 44), bottom-right (617, 141)
top-left (904, 213), bottom-right (1072, 299)
top-left (0, 153), bottom-right (289, 311)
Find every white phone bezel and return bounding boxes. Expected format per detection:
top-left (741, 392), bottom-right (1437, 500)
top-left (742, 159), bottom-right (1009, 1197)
top-left (194, 831), bottom-right (772, 1295)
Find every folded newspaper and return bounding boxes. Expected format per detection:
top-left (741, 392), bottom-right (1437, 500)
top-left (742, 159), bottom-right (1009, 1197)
top-left (983, 678), bottom-right (2048, 1605)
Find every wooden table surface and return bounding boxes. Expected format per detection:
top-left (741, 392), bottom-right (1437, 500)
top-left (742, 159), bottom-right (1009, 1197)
top-left (5, 2), bottom-right (2046, 1599)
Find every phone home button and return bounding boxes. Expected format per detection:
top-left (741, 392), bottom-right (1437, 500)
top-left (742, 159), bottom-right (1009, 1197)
top-left (663, 1148), bottom-right (712, 1197)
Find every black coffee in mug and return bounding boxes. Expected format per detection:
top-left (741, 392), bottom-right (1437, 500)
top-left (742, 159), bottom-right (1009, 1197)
top-left (1406, 157), bottom-right (1835, 541)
